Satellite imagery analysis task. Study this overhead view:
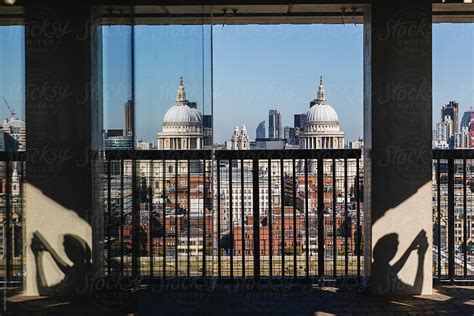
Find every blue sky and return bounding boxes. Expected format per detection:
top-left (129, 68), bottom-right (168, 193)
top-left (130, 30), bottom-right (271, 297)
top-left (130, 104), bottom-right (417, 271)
top-left (0, 23), bottom-right (473, 144)
top-left (0, 26), bottom-right (24, 121)
top-left (433, 24), bottom-right (474, 122)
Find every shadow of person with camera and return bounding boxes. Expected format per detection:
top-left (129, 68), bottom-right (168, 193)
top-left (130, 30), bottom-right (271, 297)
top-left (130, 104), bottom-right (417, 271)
top-left (372, 230), bottom-right (428, 295)
top-left (30, 231), bottom-right (92, 296)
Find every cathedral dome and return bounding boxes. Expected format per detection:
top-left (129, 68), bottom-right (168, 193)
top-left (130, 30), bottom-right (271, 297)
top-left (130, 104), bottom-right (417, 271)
top-left (158, 77), bottom-right (204, 150)
top-left (306, 103), bottom-right (339, 123)
top-left (305, 76), bottom-right (340, 124)
top-left (163, 104), bottom-right (202, 124)
top-left (300, 76), bottom-right (345, 150)
top-left (163, 77), bottom-right (202, 125)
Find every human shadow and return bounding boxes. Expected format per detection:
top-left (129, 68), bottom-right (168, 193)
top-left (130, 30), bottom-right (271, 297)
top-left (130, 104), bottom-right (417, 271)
top-left (30, 231), bottom-right (92, 296)
top-left (371, 230), bottom-right (428, 295)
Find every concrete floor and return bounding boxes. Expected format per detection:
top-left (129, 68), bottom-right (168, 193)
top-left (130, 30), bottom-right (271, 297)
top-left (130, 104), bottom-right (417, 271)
top-left (5, 284), bottom-right (474, 315)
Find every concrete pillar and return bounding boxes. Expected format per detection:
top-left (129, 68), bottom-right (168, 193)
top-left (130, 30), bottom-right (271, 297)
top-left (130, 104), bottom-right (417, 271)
top-left (24, 6), bottom-right (99, 295)
top-left (364, 0), bottom-right (432, 295)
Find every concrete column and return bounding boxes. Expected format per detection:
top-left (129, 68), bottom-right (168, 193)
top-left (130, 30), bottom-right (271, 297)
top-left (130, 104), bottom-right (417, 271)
top-left (364, 0), bottom-right (432, 295)
top-left (24, 6), bottom-right (99, 295)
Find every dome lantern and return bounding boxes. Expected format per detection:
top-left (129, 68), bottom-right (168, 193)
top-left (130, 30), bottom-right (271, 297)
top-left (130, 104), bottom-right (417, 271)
top-left (176, 77), bottom-right (187, 105)
top-left (316, 75), bottom-right (326, 104)
top-left (306, 76), bottom-right (339, 124)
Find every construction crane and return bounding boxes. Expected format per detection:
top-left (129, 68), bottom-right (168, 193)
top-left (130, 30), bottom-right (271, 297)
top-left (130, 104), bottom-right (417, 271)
top-left (2, 96), bottom-right (15, 118)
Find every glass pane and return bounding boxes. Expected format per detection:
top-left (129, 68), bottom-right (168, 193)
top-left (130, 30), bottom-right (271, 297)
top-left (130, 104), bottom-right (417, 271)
top-left (102, 24), bottom-right (133, 149)
top-left (0, 25), bottom-right (25, 152)
top-left (0, 21), bottom-right (25, 284)
top-left (134, 24), bottom-right (212, 150)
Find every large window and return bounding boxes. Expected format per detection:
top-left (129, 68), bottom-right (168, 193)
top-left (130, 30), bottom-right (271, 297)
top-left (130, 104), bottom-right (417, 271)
top-left (432, 23), bottom-right (474, 279)
top-left (98, 6), bottom-right (364, 279)
top-left (0, 22), bottom-right (25, 280)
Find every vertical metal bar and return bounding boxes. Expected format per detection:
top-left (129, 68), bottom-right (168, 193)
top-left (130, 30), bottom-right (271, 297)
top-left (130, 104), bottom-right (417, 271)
top-left (149, 161), bottom-right (154, 278)
top-left (280, 159), bottom-right (285, 277)
top-left (463, 158), bottom-right (467, 278)
top-left (120, 159), bottom-right (124, 275)
top-left (162, 161), bottom-right (167, 278)
top-left (437, 158), bottom-right (441, 279)
top-left (253, 159), bottom-right (260, 278)
top-left (187, 160), bottom-right (191, 277)
top-left (174, 160), bottom-right (178, 276)
top-left (229, 159), bottom-right (234, 278)
top-left (268, 159), bottom-right (273, 278)
top-left (106, 159), bottom-right (112, 275)
top-left (130, 2), bottom-right (138, 278)
top-left (131, 160), bottom-right (140, 277)
top-left (332, 158), bottom-right (336, 278)
top-left (304, 159), bottom-right (309, 279)
top-left (217, 160), bottom-right (222, 278)
top-left (19, 161), bottom-right (24, 278)
top-left (448, 158), bottom-right (455, 281)
top-left (5, 160), bottom-right (11, 281)
top-left (202, 159), bottom-right (207, 277)
top-left (240, 159), bottom-right (245, 277)
top-left (317, 158), bottom-right (324, 278)
top-left (344, 158), bottom-right (348, 276)
top-left (292, 159), bottom-right (297, 278)
top-left (356, 158), bottom-right (361, 277)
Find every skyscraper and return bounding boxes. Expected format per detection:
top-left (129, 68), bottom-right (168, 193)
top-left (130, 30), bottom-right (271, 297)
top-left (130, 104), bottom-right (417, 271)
top-left (294, 113), bottom-right (306, 129)
top-left (442, 101), bottom-right (459, 134)
top-left (460, 110), bottom-right (472, 129)
top-left (460, 110), bottom-right (474, 148)
top-left (124, 100), bottom-right (134, 137)
top-left (433, 115), bottom-right (453, 149)
top-left (256, 120), bottom-right (265, 139)
top-left (268, 109), bottom-right (281, 139)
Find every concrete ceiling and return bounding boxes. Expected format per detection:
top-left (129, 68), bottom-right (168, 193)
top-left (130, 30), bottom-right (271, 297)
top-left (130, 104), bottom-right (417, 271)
top-left (99, 3), bottom-right (474, 24)
top-left (0, 2), bottom-right (473, 25)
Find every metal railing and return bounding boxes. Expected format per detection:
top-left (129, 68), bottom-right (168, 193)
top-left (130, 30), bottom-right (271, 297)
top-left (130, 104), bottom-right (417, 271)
top-left (0, 152), bottom-right (25, 288)
top-left (433, 149), bottom-right (474, 281)
top-left (1, 148), bottom-right (472, 288)
top-left (102, 149), bottom-right (363, 280)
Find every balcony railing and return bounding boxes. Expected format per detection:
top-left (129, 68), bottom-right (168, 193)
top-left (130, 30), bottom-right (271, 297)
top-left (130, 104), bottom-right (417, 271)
top-left (103, 149), bottom-right (363, 280)
top-left (0, 152), bottom-right (25, 290)
top-left (1, 149), bottom-right (473, 288)
top-left (433, 149), bottom-right (474, 281)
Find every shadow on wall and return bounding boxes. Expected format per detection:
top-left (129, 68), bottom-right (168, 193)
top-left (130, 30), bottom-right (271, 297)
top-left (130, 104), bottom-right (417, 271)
top-left (372, 230), bottom-right (428, 295)
top-left (31, 231), bottom-right (92, 296)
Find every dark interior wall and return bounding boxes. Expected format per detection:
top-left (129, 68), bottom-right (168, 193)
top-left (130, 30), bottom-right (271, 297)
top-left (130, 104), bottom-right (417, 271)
top-left (25, 5), bottom-right (93, 220)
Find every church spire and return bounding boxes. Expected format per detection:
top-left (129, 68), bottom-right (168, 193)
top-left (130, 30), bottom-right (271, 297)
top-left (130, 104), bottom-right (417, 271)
top-left (316, 75), bottom-right (326, 104)
top-left (176, 77), bottom-right (187, 105)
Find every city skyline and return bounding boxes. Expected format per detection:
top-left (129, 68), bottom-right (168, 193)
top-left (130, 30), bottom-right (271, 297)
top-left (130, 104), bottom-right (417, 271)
top-left (0, 24), bottom-right (473, 145)
top-left (105, 23), bottom-right (473, 145)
